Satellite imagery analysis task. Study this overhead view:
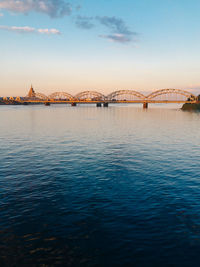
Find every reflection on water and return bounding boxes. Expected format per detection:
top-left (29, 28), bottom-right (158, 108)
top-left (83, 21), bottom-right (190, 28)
top-left (0, 104), bottom-right (200, 266)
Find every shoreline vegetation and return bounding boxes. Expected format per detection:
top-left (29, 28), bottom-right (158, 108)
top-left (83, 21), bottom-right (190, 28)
top-left (181, 95), bottom-right (200, 111)
top-left (181, 103), bottom-right (200, 111)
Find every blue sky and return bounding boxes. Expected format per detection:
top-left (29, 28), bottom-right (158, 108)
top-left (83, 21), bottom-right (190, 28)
top-left (0, 0), bottom-right (200, 96)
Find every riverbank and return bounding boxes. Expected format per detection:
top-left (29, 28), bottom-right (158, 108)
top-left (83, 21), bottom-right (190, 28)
top-left (181, 103), bottom-right (200, 111)
top-left (0, 101), bottom-right (23, 105)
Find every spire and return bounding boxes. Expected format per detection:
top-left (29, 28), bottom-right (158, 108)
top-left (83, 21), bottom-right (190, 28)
top-left (27, 84), bottom-right (36, 98)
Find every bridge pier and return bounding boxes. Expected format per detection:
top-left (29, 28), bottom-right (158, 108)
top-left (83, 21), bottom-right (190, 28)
top-left (44, 102), bottom-right (50, 106)
top-left (143, 102), bottom-right (148, 109)
top-left (97, 103), bottom-right (102, 107)
top-left (71, 103), bottom-right (77, 106)
top-left (103, 102), bottom-right (109, 107)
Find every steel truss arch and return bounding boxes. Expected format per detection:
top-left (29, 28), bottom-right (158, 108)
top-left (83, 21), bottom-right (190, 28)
top-left (35, 92), bottom-right (48, 100)
top-left (147, 89), bottom-right (197, 101)
top-left (48, 92), bottom-right (74, 100)
top-left (107, 90), bottom-right (146, 100)
top-left (75, 91), bottom-right (106, 101)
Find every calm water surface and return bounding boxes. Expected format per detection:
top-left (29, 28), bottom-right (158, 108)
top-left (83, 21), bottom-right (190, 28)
top-left (0, 104), bottom-right (200, 266)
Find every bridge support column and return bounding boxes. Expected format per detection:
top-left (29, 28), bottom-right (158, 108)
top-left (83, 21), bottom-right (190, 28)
top-left (71, 103), bottom-right (77, 106)
top-left (143, 102), bottom-right (148, 109)
top-left (103, 102), bottom-right (109, 107)
top-left (97, 103), bottom-right (102, 107)
top-left (45, 102), bottom-right (50, 106)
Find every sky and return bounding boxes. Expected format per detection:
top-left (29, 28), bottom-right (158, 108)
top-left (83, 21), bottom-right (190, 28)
top-left (0, 0), bottom-right (200, 97)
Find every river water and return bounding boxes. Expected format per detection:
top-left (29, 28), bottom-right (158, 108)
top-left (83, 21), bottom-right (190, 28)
top-left (0, 104), bottom-right (200, 266)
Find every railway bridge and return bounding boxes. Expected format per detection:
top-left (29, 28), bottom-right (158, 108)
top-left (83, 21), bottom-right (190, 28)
top-left (2, 86), bottom-right (198, 108)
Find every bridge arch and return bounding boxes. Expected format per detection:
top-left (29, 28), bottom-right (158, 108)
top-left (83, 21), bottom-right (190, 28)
top-left (75, 91), bottom-right (106, 101)
top-left (48, 92), bottom-right (74, 100)
top-left (35, 93), bottom-right (48, 100)
top-left (107, 90), bottom-right (146, 101)
top-left (147, 89), bottom-right (197, 101)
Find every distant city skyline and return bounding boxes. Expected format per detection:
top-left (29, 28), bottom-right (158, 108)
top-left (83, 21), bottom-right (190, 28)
top-left (1, 0), bottom-right (200, 96)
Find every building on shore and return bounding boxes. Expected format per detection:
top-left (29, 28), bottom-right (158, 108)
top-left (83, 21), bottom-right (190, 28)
top-left (27, 85), bottom-right (36, 98)
top-left (24, 85), bottom-right (48, 101)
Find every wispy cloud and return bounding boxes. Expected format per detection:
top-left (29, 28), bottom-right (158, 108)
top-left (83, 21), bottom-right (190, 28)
top-left (96, 16), bottom-right (137, 43)
top-left (75, 16), bottom-right (94, 30)
top-left (0, 1), bottom-right (138, 44)
top-left (73, 15), bottom-right (138, 44)
top-left (0, 25), bottom-right (35, 33)
top-left (97, 16), bottom-right (133, 35)
top-left (38, 28), bottom-right (60, 34)
top-left (0, 25), bottom-right (61, 34)
top-left (99, 33), bottom-right (132, 43)
top-left (0, 0), bottom-right (72, 18)
top-left (0, 12), bottom-right (3, 17)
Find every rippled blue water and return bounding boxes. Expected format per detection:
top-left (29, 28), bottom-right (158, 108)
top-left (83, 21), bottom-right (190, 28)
top-left (0, 104), bottom-right (200, 266)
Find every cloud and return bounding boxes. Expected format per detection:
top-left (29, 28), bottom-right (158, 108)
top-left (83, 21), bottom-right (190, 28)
top-left (75, 16), bottom-right (94, 30)
top-left (0, 1), bottom-right (138, 44)
top-left (99, 33), bottom-right (132, 43)
top-left (0, 25), bottom-right (61, 34)
top-left (96, 16), bottom-right (137, 43)
top-left (73, 15), bottom-right (138, 44)
top-left (97, 16), bottom-right (133, 35)
top-left (0, 13), bottom-right (3, 17)
top-left (38, 28), bottom-right (60, 34)
top-left (0, 0), bottom-right (72, 18)
top-left (0, 25), bottom-right (35, 33)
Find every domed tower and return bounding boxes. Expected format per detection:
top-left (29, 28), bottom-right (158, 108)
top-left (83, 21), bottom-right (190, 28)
top-left (27, 85), bottom-right (36, 98)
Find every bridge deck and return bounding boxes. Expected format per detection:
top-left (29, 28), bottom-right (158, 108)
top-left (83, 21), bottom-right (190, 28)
top-left (21, 100), bottom-right (197, 104)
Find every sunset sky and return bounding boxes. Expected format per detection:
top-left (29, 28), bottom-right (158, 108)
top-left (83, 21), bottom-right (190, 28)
top-left (1, 0), bottom-right (200, 96)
